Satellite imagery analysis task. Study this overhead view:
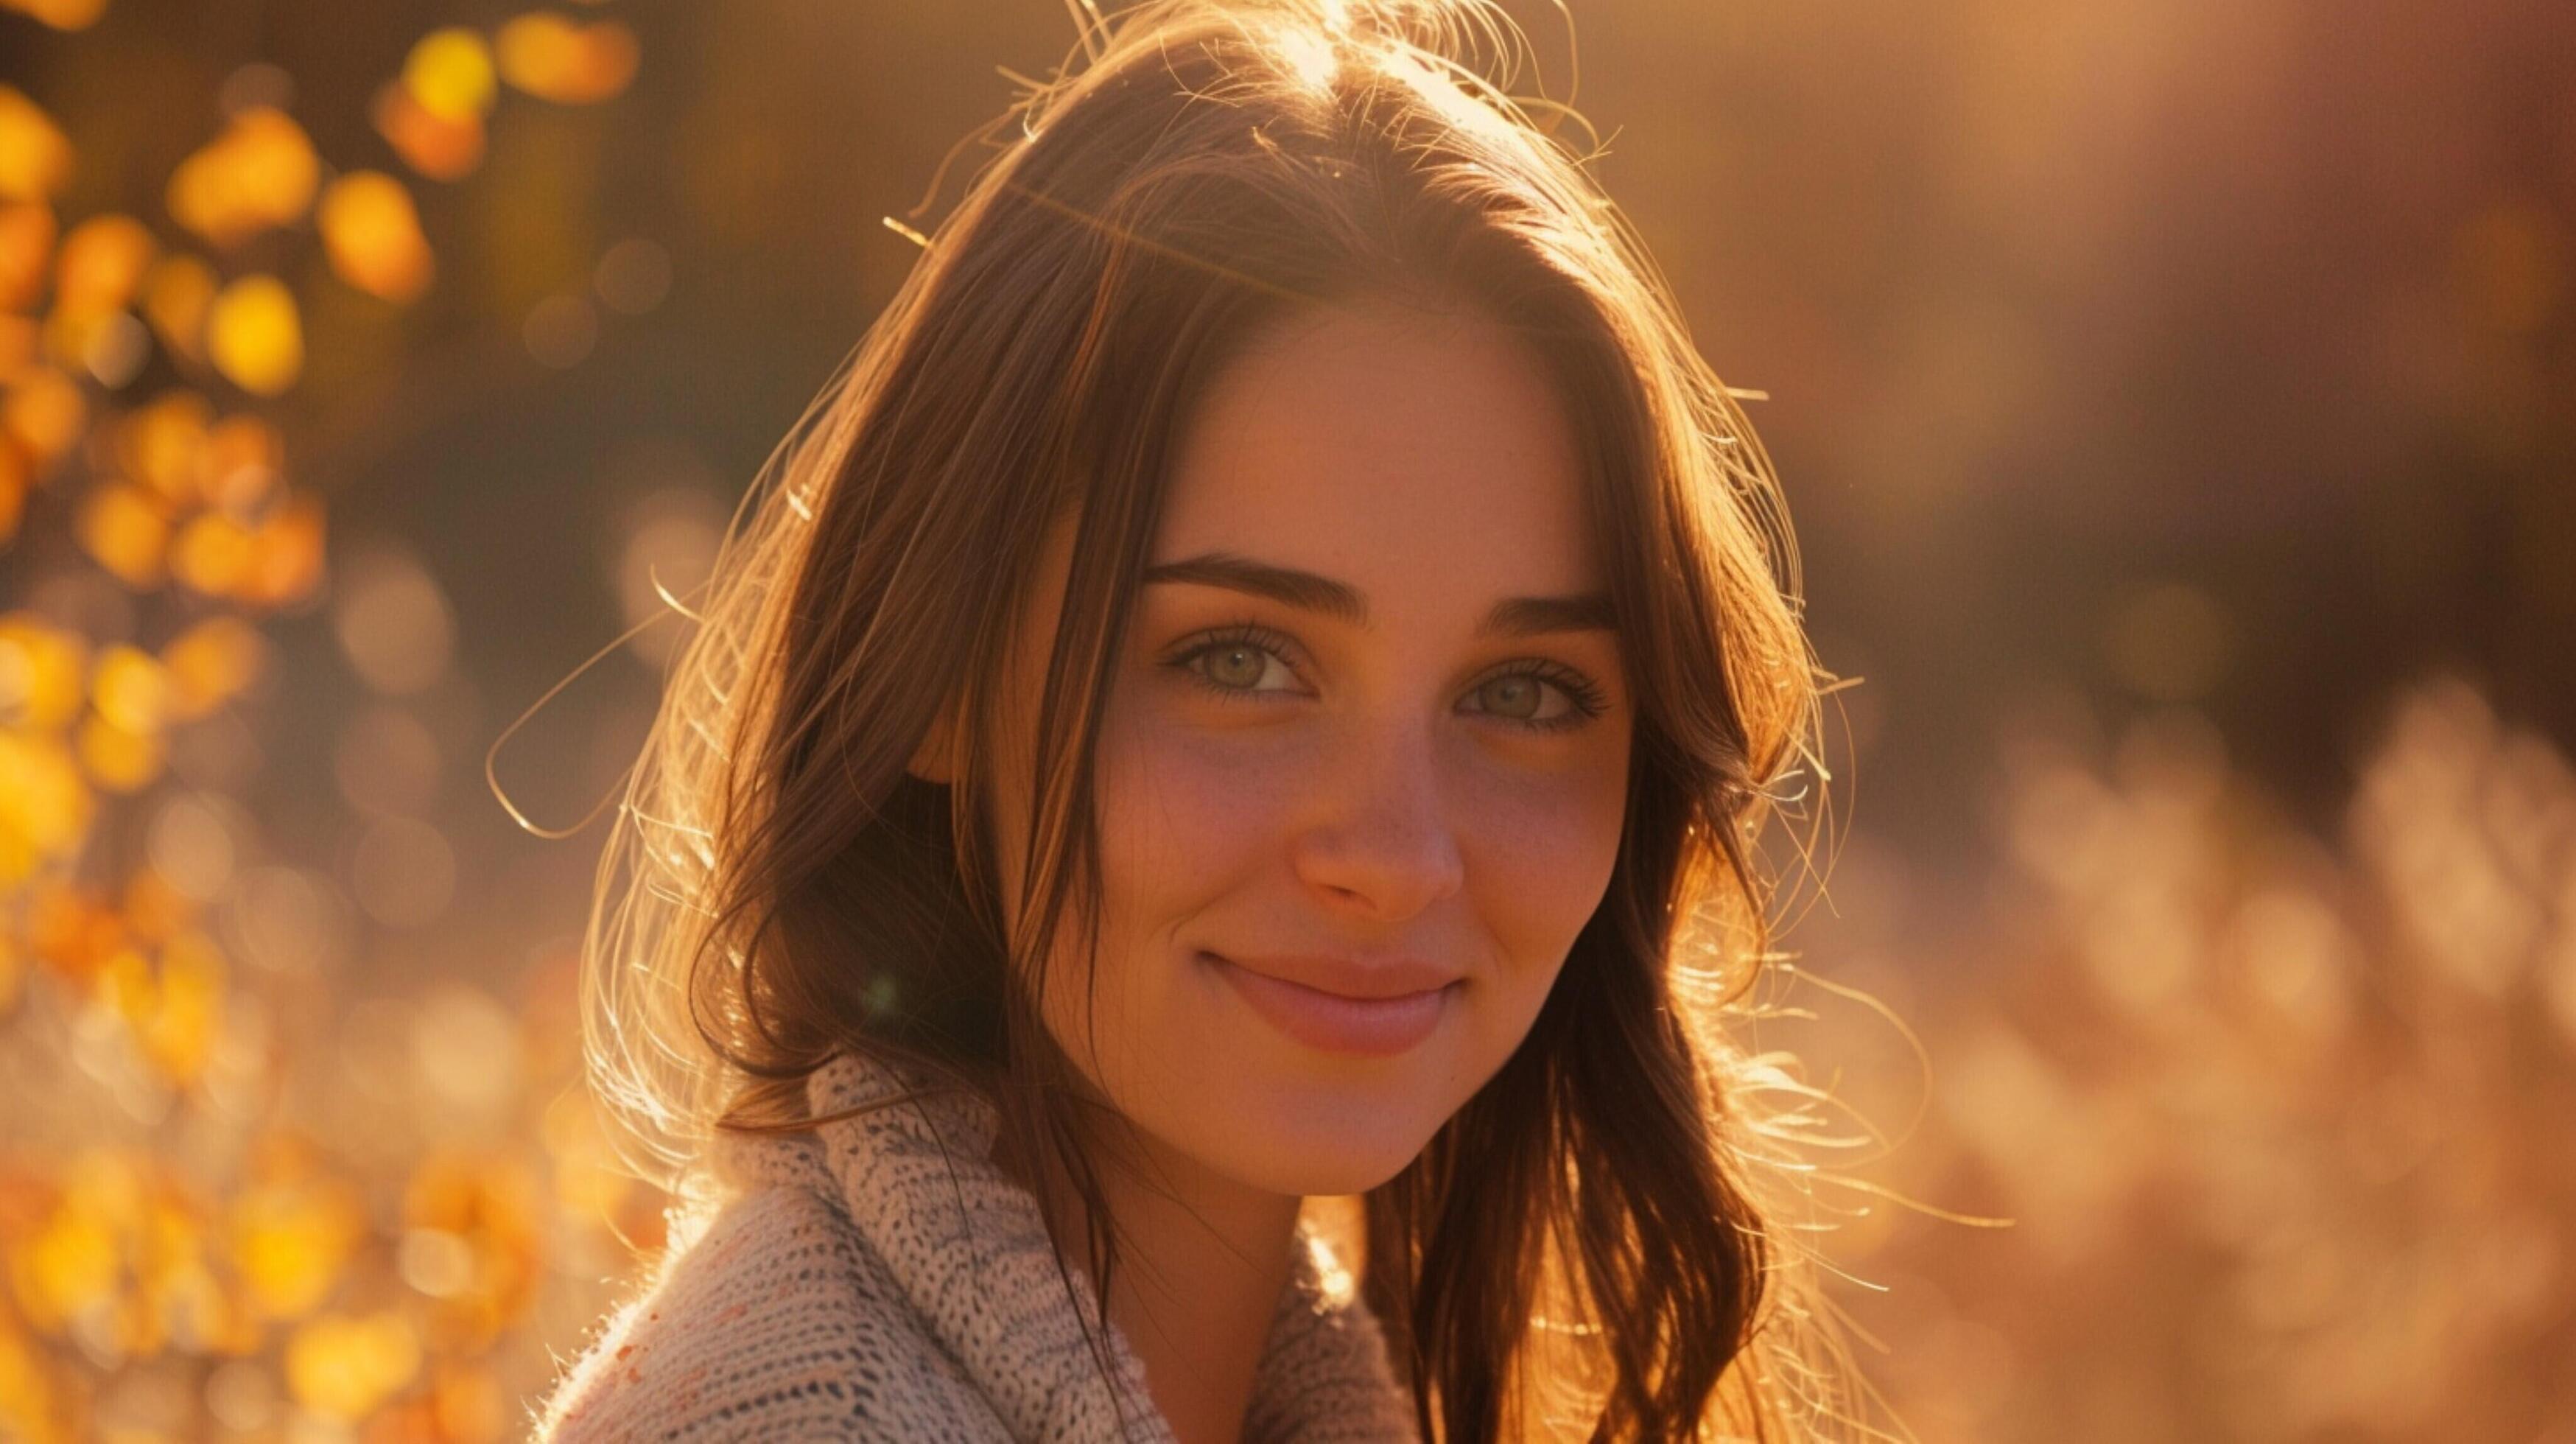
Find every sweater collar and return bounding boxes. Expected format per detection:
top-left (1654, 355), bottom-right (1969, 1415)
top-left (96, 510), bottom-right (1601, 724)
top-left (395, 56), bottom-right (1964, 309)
top-left (710, 1051), bottom-right (1417, 1443)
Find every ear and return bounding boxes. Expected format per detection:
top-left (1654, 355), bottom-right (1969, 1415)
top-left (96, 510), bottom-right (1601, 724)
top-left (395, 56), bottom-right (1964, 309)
top-left (904, 690), bottom-right (963, 785)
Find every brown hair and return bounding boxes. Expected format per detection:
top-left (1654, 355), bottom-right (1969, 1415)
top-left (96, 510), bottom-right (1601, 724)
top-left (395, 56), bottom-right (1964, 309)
top-left (579, 1), bottom-right (1857, 1437)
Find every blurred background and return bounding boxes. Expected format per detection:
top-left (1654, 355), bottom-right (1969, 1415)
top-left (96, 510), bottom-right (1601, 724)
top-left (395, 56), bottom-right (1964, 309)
top-left (0, 0), bottom-right (2567, 1439)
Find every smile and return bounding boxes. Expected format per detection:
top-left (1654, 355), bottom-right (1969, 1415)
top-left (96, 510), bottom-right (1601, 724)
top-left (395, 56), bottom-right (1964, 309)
top-left (1201, 950), bottom-right (1459, 1057)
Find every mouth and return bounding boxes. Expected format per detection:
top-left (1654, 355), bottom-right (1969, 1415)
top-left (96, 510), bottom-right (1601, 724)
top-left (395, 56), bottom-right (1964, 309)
top-left (1199, 950), bottom-right (1459, 1058)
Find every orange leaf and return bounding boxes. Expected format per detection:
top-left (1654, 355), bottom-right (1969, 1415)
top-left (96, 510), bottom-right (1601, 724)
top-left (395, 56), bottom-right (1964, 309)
top-left (0, 200), bottom-right (52, 310)
top-left (137, 929), bottom-right (224, 1084)
top-left (228, 1166), bottom-right (363, 1323)
top-left (75, 710), bottom-right (164, 793)
top-left (203, 412), bottom-right (281, 514)
top-left (1, 366), bottom-right (83, 464)
top-left (24, 881), bottom-right (119, 985)
top-left (402, 29), bottom-right (498, 122)
top-left (166, 106), bottom-right (319, 250)
top-left (160, 614), bottom-right (265, 718)
top-left (140, 254), bottom-right (217, 365)
top-left (88, 642), bottom-right (169, 735)
top-left (239, 492), bottom-right (324, 608)
top-left (318, 171), bottom-right (433, 304)
top-left (496, 14), bottom-right (640, 105)
top-left (53, 213), bottom-right (152, 314)
top-left (0, 86), bottom-right (73, 201)
top-left (119, 865), bottom-right (197, 944)
top-left (0, 0), bottom-right (110, 32)
top-left (172, 511), bottom-right (256, 597)
top-left (0, 732), bottom-right (93, 885)
top-left (0, 612), bottom-right (87, 730)
top-left (371, 80), bottom-right (485, 183)
top-left (119, 388), bottom-right (214, 508)
top-left (0, 315), bottom-right (36, 385)
top-left (206, 273), bottom-right (301, 397)
top-left (286, 1311), bottom-right (419, 1422)
top-left (74, 481), bottom-right (169, 589)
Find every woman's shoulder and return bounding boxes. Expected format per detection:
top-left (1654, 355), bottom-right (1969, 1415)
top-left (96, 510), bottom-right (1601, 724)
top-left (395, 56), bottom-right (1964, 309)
top-left (533, 1181), bottom-right (1007, 1443)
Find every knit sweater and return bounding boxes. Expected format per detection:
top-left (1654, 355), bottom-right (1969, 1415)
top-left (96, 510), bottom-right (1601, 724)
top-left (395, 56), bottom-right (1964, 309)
top-left (533, 1051), bottom-right (1421, 1442)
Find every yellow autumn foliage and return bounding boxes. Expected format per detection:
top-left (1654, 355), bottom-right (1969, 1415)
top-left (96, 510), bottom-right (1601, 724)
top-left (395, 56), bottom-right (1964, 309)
top-left (165, 107), bottom-right (319, 250)
top-left (206, 273), bottom-right (301, 396)
top-left (227, 1164), bottom-right (365, 1325)
top-left (403, 29), bottom-right (498, 122)
top-left (74, 481), bottom-right (169, 589)
top-left (319, 169), bottom-right (434, 303)
top-left (138, 253), bottom-right (215, 363)
top-left (0, 614), bottom-right (87, 732)
top-left (286, 1311), bottom-right (421, 1421)
top-left (202, 412), bottom-right (282, 514)
top-left (496, 13), bottom-right (640, 104)
top-left (0, 86), bottom-right (72, 201)
top-left (74, 709), bottom-right (163, 793)
top-left (88, 643), bottom-right (168, 735)
top-left (373, 79), bottom-right (487, 181)
top-left (119, 389), bottom-right (214, 508)
top-left (0, 200), bottom-right (52, 309)
top-left (159, 615), bottom-right (265, 720)
top-left (0, 0), bottom-right (108, 32)
top-left (2, 367), bottom-right (83, 463)
top-left (50, 213), bottom-right (151, 315)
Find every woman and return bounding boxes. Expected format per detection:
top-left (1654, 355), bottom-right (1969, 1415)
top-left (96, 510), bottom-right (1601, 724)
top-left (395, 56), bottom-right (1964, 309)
top-left (538, 0), bottom-right (1853, 1438)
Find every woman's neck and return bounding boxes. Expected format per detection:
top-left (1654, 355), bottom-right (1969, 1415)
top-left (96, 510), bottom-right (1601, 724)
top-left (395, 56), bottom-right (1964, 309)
top-left (1001, 1107), bottom-right (1304, 1444)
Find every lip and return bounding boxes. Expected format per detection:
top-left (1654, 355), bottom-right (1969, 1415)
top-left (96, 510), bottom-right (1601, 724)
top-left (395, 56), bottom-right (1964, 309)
top-left (1203, 950), bottom-right (1461, 1058)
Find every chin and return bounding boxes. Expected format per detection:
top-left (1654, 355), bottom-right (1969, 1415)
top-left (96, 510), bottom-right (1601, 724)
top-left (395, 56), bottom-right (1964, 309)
top-left (1216, 1142), bottom-right (1425, 1201)
top-left (1187, 1079), bottom-right (1448, 1199)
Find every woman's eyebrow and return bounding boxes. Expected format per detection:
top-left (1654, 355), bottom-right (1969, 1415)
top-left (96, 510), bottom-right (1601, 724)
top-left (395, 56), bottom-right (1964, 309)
top-left (1140, 551), bottom-right (1616, 636)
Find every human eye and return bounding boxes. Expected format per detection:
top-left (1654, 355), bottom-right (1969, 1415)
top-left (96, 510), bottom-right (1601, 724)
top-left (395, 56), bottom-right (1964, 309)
top-left (1457, 662), bottom-right (1608, 734)
top-left (1159, 622), bottom-right (1309, 702)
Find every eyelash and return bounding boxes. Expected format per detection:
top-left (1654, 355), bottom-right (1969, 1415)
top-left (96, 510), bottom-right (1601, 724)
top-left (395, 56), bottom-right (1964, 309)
top-left (1158, 620), bottom-right (1610, 735)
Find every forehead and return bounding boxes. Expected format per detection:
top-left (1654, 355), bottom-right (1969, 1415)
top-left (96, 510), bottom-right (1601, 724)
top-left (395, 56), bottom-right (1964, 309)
top-left (1154, 301), bottom-right (1595, 598)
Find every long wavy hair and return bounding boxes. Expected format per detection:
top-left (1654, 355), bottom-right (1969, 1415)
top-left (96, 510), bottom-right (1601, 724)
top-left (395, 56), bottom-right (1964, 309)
top-left (575, 1), bottom-right (1865, 1437)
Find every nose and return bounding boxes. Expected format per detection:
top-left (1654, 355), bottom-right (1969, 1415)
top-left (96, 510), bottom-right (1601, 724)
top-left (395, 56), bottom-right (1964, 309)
top-left (1289, 716), bottom-right (1466, 925)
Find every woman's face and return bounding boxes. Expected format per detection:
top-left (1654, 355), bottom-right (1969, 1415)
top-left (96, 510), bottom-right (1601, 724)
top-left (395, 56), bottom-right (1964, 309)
top-left (986, 299), bottom-right (1631, 1198)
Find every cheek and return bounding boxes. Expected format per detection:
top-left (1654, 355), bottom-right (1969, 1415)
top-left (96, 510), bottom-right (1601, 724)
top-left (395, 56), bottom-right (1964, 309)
top-left (1033, 712), bottom-right (1290, 1074)
top-left (1097, 716), bottom-right (1301, 893)
top-left (1456, 743), bottom-right (1631, 967)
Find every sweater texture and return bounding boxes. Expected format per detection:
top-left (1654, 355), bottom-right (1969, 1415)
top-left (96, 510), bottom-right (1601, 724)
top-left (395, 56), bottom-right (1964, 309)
top-left (533, 1051), bottom-right (1420, 1441)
